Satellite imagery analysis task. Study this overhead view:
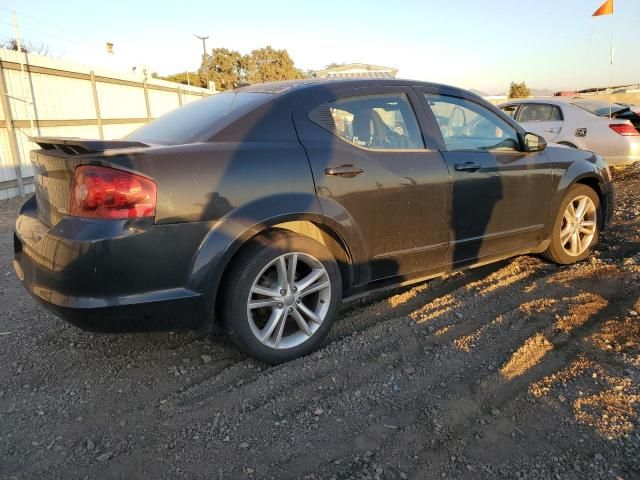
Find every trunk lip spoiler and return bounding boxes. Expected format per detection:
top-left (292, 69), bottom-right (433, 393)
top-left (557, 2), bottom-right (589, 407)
top-left (29, 136), bottom-right (149, 153)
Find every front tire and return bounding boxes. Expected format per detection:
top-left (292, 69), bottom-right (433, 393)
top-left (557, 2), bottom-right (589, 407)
top-left (220, 231), bottom-right (342, 364)
top-left (544, 184), bottom-right (600, 264)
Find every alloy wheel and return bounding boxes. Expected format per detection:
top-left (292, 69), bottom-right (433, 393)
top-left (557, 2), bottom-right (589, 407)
top-left (246, 252), bottom-right (331, 349)
top-left (560, 195), bottom-right (597, 256)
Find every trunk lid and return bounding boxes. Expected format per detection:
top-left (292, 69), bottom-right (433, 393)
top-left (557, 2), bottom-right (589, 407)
top-left (30, 137), bottom-right (149, 226)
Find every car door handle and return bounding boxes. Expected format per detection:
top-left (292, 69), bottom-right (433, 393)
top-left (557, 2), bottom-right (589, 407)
top-left (454, 162), bottom-right (482, 172)
top-left (325, 165), bottom-right (364, 177)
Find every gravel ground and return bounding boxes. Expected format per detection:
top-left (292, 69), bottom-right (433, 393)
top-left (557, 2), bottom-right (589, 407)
top-left (1, 166), bottom-right (639, 480)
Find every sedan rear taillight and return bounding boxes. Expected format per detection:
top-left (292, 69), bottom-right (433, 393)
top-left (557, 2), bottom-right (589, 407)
top-left (69, 165), bottom-right (157, 219)
top-left (609, 123), bottom-right (639, 136)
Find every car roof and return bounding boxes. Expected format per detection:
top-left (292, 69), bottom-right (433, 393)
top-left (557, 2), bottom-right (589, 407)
top-left (234, 77), bottom-right (475, 98)
top-left (500, 97), bottom-right (577, 106)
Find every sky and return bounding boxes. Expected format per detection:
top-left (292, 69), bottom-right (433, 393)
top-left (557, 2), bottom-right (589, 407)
top-left (1, 0), bottom-right (638, 94)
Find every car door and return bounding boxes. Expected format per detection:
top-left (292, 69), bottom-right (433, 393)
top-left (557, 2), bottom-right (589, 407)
top-left (417, 90), bottom-right (554, 265)
top-left (514, 102), bottom-right (564, 142)
top-left (293, 86), bottom-right (451, 284)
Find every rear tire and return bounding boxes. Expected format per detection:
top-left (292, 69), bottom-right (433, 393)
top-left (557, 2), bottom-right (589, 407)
top-left (220, 231), bottom-right (342, 364)
top-left (544, 184), bottom-right (600, 264)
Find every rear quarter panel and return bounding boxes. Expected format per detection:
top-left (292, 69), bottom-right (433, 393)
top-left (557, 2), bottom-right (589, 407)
top-left (100, 142), bottom-right (321, 225)
top-left (556, 105), bottom-right (638, 163)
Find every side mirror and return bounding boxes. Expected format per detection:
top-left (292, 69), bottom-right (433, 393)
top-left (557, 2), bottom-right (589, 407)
top-left (523, 132), bottom-right (547, 152)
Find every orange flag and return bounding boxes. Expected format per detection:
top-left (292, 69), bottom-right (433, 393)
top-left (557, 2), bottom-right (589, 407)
top-left (592, 0), bottom-right (614, 16)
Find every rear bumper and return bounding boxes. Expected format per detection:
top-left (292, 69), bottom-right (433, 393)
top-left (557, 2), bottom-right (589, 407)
top-left (603, 137), bottom-right (640, 167)
top-left (13, 196), bottom-right (208, 332)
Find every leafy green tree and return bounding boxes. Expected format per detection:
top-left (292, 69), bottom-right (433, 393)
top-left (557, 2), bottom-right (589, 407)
top-left (198, 45), bottom-right (304, 90)
top-left (508, 81), bottom-right (530, 98)
top-left (244, 46), bottom-right (304, 84)
top-left (199, 47), bottom-right (245, 91)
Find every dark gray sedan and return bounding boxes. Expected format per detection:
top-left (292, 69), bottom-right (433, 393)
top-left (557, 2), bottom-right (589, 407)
top-left (14, 78), bottom-right (614, 363)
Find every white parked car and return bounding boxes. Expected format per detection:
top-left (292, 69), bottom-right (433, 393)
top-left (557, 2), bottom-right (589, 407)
top-left (499, 98), bottom-right (640, 167)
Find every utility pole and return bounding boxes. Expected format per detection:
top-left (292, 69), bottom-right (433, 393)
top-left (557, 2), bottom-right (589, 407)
top-left (194, 34), bottom-right (210, 89)
top-left (194, 35), bottom-right (209, 57)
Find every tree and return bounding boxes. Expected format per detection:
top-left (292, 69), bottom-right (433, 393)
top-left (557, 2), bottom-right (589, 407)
top-left (324, 62), bottom-right (346, 69)
top-left (1, 38), bottom-right (49, 55)
top-left (508, 81), bottom-right (530, 99)
top-left (244, 46), bottom-right (303, 84)
top-left (199, 47), bottom-right (245, 90)
top-left (198, 45), bottom-right (304, 91)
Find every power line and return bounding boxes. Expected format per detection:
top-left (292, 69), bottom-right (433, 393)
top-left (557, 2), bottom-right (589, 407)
top-left (0, 20), bottom-right (97, 48)
top-left (0, 7), bottom-right (103, 44)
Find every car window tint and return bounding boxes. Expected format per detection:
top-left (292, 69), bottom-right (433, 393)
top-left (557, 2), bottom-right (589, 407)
top-left (126, 92), bottom-right (272, 145)
top-left (310, 94), bottom-right (424, 150)
top-left (424, 94), bottom-right (520, 152)
top-left (517, 104), bottom-right (557, 122)
top-left (500, 105), bottom-right (518, 118)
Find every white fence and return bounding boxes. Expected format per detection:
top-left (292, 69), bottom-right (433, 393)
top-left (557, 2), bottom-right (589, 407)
top-left (0, 48), bottom-right (214, 200)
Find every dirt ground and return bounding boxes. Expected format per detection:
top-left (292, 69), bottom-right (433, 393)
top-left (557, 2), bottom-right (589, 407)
top-left (1, 166), bottom-right (639, 480)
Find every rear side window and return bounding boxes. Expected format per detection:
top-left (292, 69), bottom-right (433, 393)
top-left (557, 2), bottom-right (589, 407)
top-left (517, 103), bottom-right (563, 122)
top-left (549, 105), bottom-right (563, 120)
top-left (500, 105), bottom-right (519, 118)
top-left (126, 92), bottom-right (271, 145)
top-left (309, 94), bottom-right (424, 150)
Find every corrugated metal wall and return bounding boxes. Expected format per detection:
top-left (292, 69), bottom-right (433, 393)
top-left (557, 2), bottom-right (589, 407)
top-left (0, 48), bottom-right (214, 200)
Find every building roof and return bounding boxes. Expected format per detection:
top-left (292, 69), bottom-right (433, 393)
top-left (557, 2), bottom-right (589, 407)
top-left (315, 63), bottom-right (399, 79)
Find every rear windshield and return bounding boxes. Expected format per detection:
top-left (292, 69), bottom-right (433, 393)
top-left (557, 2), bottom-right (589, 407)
top-left (126, 92), bottom-right (272, 145)
top-left (571, 100), bottom-right (628, 118)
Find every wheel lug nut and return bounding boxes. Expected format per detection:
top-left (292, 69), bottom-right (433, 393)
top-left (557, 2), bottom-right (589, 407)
top-left (296, 298), bottom-right (301, 304)
top-left (280, 289), bottom-right (286, 295)
top-left (277, 303), bottom-right (283, 309)
top-left (292, 286), bottom-right (297, 293)
top-left (288, 307), bottom-right (293, 312)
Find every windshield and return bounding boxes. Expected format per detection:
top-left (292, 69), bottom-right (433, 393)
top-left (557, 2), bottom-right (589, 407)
top-left (126, 92), bottom-right (272, 145)
top-left (571, 100), bottom-right (629, 118)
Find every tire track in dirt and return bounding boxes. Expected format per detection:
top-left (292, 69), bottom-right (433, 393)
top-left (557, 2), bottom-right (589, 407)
top-left (156, 235), bottom-right (639, 479)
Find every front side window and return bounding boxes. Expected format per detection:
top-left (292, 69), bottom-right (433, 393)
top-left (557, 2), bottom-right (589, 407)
top-left (425, 94), bottom-right (520, 152)
top-left (517, 103), bottom-right (562, 122)
top-left (310, 94), bottom-right (424, 150)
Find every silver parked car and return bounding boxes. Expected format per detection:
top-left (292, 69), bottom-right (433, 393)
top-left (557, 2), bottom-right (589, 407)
top-left (499, 98), bottom-right (640, 167)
